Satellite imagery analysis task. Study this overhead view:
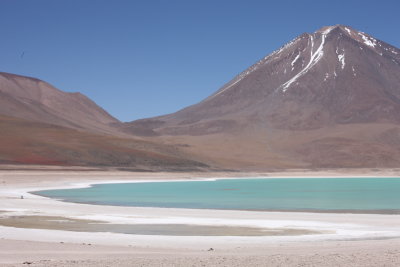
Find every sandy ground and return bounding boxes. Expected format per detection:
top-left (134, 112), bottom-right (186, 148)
top-left (1, 167), bottom-right (400, 266)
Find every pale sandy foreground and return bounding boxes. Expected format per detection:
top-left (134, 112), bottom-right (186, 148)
top-left (1, 167), bottom-right (400, 266)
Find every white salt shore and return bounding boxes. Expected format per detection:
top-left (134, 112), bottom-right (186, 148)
top-left (1, 169), bottom-right (400, 266)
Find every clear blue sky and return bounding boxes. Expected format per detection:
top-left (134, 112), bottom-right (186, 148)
top-left (2, 0), bottom-right (400, 122)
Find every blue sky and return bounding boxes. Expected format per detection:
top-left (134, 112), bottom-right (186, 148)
top-left (1, 0), bottom-right (400, 121)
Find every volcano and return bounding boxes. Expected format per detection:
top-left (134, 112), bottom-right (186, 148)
top-left (126, 25), bottom-right (400, 169)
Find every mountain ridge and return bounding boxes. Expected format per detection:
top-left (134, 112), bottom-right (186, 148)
top-left (0, 72), bottom-right (209, 169)
top-left (0, 71), bottom-right (122, 136)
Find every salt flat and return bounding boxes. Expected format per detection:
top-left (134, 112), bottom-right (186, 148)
top-left (1, 168), bottom-right (400, 266)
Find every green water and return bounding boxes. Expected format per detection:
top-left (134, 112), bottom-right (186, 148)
top-left (34, 178), bottom-right (400, 213)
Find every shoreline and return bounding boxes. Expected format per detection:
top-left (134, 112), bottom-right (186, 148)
top-left (1, 169), bottom-right (400, 266)
top-left (30, 175), bottom-right (400, 216)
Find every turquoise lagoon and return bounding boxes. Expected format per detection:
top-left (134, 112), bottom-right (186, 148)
top-left (34, 178), bottom-right (400, 214)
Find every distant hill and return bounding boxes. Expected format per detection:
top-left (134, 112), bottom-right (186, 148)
top-left (0, 72), bottom-right (121, 136)
top-left (0, 72), bottom-right (207, 170)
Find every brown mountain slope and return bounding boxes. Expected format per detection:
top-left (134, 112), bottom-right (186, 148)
top-left (0, 72), bottom-right (121, 136)
top-left (126, 25), bottom-right (400, 169)
top-left (0, 114), bottom-right (207, 170)
top-left (154, 123), bottom-right (400, 170)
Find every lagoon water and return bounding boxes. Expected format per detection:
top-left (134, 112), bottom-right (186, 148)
top-left (35, 178), bottom-right (400, 213)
